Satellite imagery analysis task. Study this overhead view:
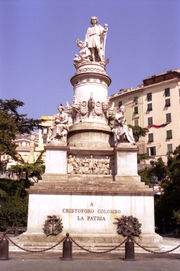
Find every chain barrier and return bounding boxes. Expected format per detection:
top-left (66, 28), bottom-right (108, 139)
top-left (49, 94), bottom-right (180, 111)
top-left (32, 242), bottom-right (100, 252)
top-left (2, 233), bottom-right (180, 255)
top-left (69, 236), bottom-right (127, 254)
top-left (5, 235), bottom-right (66, 253)
top-left (133, 239), bottom-right (180, 255)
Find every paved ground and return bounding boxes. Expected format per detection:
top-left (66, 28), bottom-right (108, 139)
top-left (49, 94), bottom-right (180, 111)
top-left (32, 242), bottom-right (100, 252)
top-left (1, 252), bottom-right (180, 271)
top-left (0, 235), bottom-right (180, 271)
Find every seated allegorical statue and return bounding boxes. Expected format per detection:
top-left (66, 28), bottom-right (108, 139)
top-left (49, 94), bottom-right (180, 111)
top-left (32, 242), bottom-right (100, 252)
top-left (112, 105), bottom-right (135, 145)
top-left (48, 104), bottom-right (69, 142)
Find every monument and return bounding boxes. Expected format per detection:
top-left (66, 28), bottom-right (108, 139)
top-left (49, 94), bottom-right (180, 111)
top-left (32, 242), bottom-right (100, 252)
top-left (20, 17), bottom-right (162, 249)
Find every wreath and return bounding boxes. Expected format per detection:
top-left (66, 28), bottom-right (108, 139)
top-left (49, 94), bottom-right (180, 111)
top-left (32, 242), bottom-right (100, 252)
top-left (114, 215), bottom-right (141, 238)
top-left (43, 215), bottom-right (63, 236)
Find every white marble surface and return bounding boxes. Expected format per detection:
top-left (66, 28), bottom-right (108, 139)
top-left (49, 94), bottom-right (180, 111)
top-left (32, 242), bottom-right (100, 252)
top-left (74, 79), bottom-right (108, 104)
top-left (45, 149), bottom-right (67, 174)
top-left (116, 151), bottom-right (138, 176)
top-left (27, 194), bottom-right (155, 235)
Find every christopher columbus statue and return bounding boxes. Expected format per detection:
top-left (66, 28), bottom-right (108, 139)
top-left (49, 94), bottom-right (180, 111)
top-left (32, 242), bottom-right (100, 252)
top-left (74, 16), bottom-right (108, 65)
top-left (85, 16), bottom-right (108, 62)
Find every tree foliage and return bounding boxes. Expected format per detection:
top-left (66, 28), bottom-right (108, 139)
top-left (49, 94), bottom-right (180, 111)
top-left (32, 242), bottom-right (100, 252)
top-left (0, 111), bottom-right (18, 159)
top-left (0, 99), bottom-right (41, 161)
top-left (0, 99), bottom-right (41, 134)
top-left (129, 125), bottom-right (148, 142)
top-left (0, 99), bottom-right (45, 230)
top-left (9, 151), bottom-right (45, 181)
top-left (139, 145), bottom-right (180, 232)
top-left (139, 158), bottom-right (170, 186)
top-left (0, 178), bottom-right (32, 230)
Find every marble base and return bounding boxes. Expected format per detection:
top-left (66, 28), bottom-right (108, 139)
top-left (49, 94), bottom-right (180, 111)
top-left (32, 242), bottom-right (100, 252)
top-left (45, 144), bottom-right (67, 174)
top-left (115, 144), bottom-right (138, 175)
top-left (19, 193), bottom-right (162, 249)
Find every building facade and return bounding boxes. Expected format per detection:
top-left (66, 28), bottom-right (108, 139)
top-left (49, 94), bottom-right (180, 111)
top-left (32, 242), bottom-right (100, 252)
top-left (0, 133), bottom-right (40, 178)
top-left (110, 69), bottom-right (180, 162)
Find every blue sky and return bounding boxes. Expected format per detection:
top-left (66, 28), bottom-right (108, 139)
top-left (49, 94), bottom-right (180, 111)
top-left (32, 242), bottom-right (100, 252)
top-left (0, 0), bottom-right (179, 119)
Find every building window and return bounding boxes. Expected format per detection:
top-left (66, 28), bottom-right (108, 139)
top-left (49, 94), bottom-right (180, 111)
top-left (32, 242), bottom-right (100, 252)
top-left (148, 133), bottom-right (154, 142)
top-left (133, 96), bottom-right (138, 105)
top-left (166, 113), bottom-right (171, 123)
top-left (165, 99), bottom-right (170, 107)
top-left (134, 119), bottom-right (139, 126)
top-left (167, 144), bottom-right (173, 154)
top-left (147, 146), bottom-right (156, 156)
top-left (148, 117), bottom-right (153, 126)
top-left (166, 130), bottom-right (172, 139)
top-left (134, 106), bottom-right (138, 114)
top-left (165, 88), bottom-right (170, 97)
top-left (147, 103), bottom-right (152, 111)
top-left (118, 101), bottom-right (122, 108)
top-left (147, 93), bottom-right (152, 101)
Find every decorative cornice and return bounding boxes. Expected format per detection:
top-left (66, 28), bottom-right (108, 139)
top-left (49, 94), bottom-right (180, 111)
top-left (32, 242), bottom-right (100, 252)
top-left (71, 72), bottom-right (111, 87)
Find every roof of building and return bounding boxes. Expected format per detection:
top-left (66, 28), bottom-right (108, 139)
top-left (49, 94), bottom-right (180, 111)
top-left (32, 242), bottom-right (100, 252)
top-left (110, 69), bottom-right (180, 100)
top-left (143, 69), bottom-right (180, 86)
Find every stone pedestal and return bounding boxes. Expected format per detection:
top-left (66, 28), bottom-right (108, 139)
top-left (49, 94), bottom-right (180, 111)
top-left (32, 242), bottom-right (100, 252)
top-left (20, 178), bottom-right (162, 249)
top-left (24, 194), bottom-right (155, 236)
top-left (115, 144), bottom-right (138, 176)
top-left (45, 144), bottom-right (67, 174)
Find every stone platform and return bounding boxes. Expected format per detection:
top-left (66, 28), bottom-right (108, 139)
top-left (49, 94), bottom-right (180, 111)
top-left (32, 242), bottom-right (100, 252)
top-left (19, 174), bottom-right (162, 250)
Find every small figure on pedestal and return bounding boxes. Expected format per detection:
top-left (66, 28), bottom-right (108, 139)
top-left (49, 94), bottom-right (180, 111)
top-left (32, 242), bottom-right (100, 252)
top-left (73, 40), bottom-right (91, 65)
top-left (48, 104), bottom-right (69, 142)
top-left (113, 105), bottom-right (135, 146)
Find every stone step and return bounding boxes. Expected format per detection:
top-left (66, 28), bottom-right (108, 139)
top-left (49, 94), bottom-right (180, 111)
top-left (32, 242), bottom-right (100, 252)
top-left (31, 180), bottom-right (151, 192)
top-left (9, 240), bottom-right (165, 254)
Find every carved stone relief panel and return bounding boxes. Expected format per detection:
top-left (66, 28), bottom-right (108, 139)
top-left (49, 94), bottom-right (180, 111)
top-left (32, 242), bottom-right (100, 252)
top-left (67, 155), bottom-right (114, 175)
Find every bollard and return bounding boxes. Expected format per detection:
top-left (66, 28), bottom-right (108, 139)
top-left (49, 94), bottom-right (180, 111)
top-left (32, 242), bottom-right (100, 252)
top-left (125, 237), bottom-right (135, 261)
top-left (14, 227), bottom-right (18, 237)
top-left (0, 233), bottom-right (9, 260)
top-left (61, 233), bottom-right (72, 260)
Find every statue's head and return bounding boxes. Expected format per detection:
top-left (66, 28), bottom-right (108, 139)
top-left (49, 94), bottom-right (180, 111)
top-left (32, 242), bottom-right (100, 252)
top-left (76, 39), bottom-right (85, 48)
top-left (119, 105), bottom-right (126, 113)
top-left (90, 16), bottom-right (98, 25)
top-left (57, 104), bottom-right (64, 112)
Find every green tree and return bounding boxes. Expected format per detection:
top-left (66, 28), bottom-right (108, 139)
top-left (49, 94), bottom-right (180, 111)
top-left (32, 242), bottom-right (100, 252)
top-left (150, 158), bottom-right (169, 181)
top-left (139, 158), bottom-right (169, 185)
top-left (129, 125), bottom-right (149, 163)
top-left (0, 99), bottom-right (41, 134)
top-left (139, 145), bottom-right (180, 233)
top-left (9, 151), bottom-right (45, 181)
top-left (0, 111), bottom-right (18, 160)
top-left (129, 125), bottom-right (149, 142)
top-left (0, 99), bottom-right (44, 230)
top-left (0, 178), bottom-right (32, 230)
top-left (0, 99), bottom-right (41, 162)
